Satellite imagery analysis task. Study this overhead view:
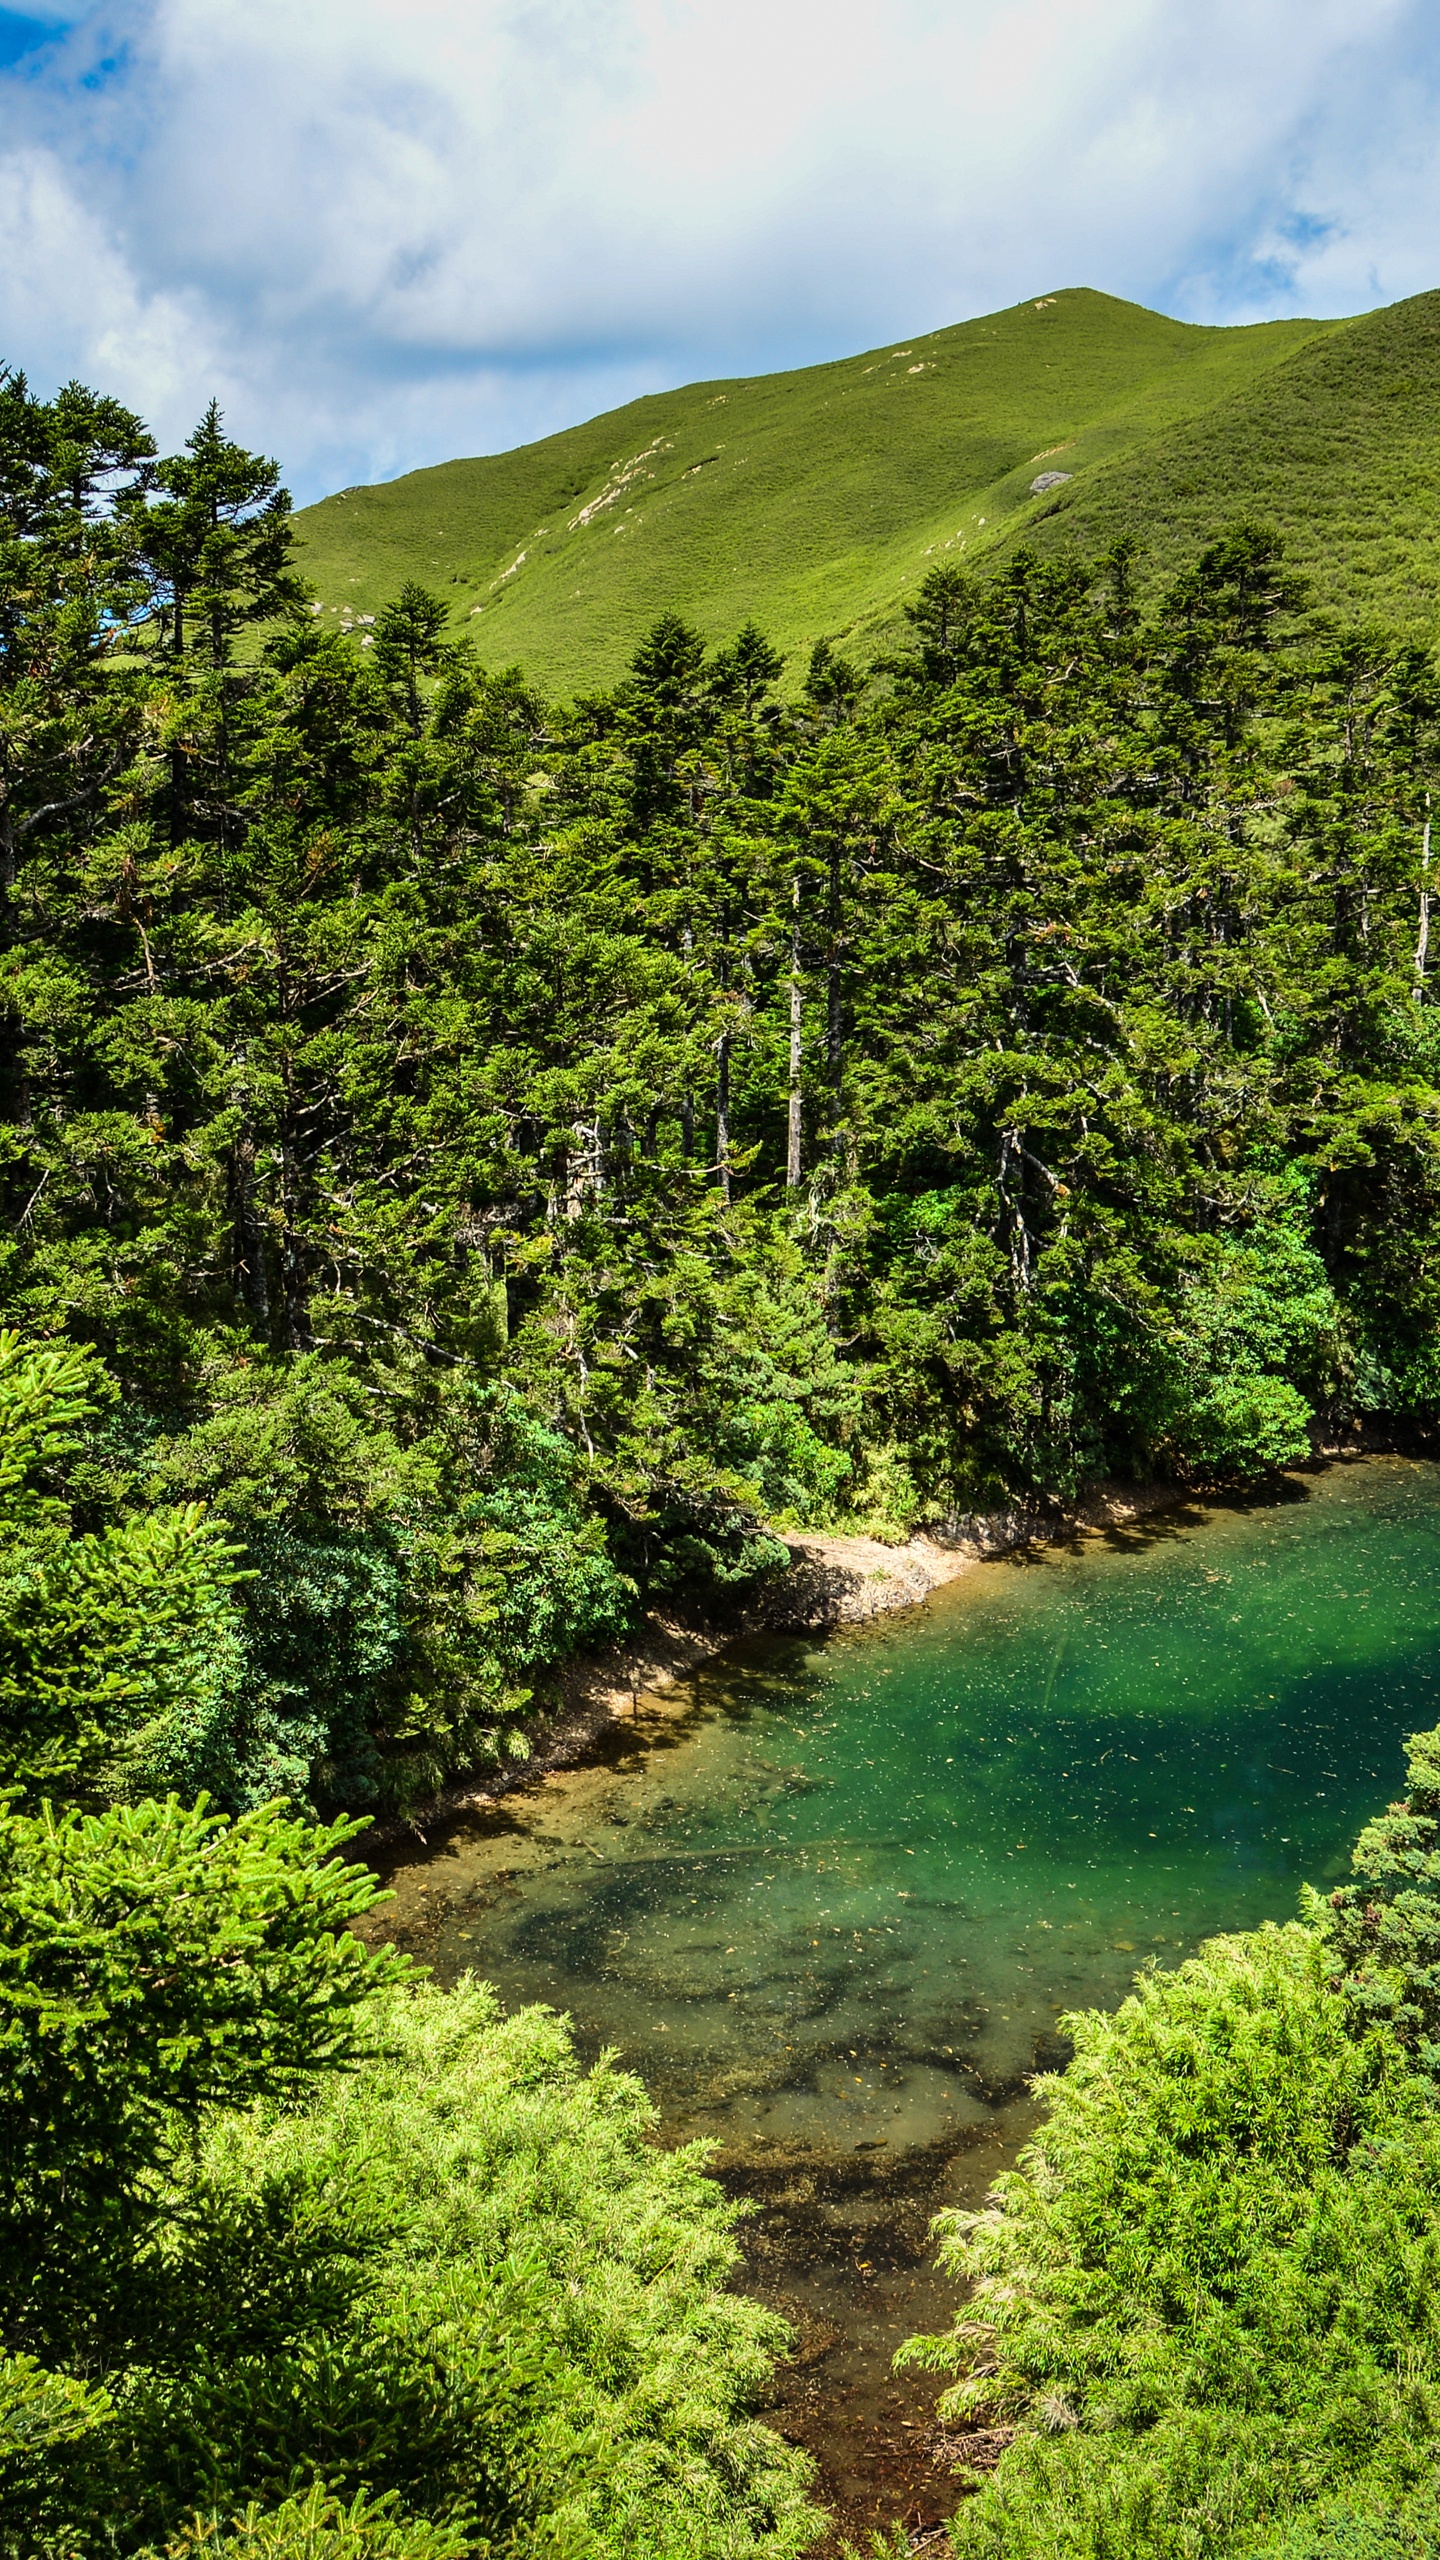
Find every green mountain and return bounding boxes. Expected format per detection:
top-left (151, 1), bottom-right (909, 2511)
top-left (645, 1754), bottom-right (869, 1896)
top-left (1022, 287), bottom-right (1440, 629)
top-left (293, 284), bottom-right (1440, 692)
top-left (292, 288), bottom-right (1341, 689)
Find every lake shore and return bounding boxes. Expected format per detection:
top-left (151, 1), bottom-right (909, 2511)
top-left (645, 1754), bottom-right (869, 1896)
top-left (375, 1475), bottom-right (1194, 1846)
top-left (362, 1445), bottom-right (1432, 2546)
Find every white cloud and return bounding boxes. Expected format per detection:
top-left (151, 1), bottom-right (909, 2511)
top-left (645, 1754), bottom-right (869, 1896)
top-left (0, 140), bottom-right (202, 404)
top-left (0, 0), bottom-right (1436, 498)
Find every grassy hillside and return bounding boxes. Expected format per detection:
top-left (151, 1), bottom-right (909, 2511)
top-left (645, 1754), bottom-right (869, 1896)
top-left (1013, 288), bottom-right (1440, 627)
top-left (292, 289), bottom-right (1342, 691)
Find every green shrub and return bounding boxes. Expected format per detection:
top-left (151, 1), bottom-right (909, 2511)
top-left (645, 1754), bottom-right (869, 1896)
top-left (97, 1981), bottom-right (823, 2559)
top-left (1321, 1723), bottom-right (1440, 2070)
top-left (0, 1332), bottom-right (246, 1805)
top-left (160, 2487), bottom-right (470, 2560)
top-left (0, 1778), bottom-right (819, 2557)
top-left (904, 1925), bottom-right (1440, 2558)
top-left (181, 1981), bottom-right (822, 2559)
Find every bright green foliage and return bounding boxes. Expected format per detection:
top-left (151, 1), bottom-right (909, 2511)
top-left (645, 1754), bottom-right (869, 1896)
top-left (16, 1972), bottom-right (821, 2558)
top-left (1166, 1223), bottom-right (1337, 1475)
top-left (0, 2355), bottom-right (113, 2556)
top-left (0, 1344), bottom-right (815, 2558)
top-left (0, 1330), bottom-right (245, 1801)
top-left (0, 1315), bottom-right (633, 1813)
top-left (0, 1791), bottom-right (405, 2370)
top-left (1321, 1724), bottom-right (1440, 2071)
top-left (899, 1720), bottom-right (1440, 2560)
top-left (87, 1361), bottom-right (635, 1810)
top-left (0, 1785), bottom-right (416, 2552)
top-left (162, 2486), bottom-right (470, 2560)
top-left (158, 1982), bottom-right (822, 2559)
top-left (1244, 2491), bottom-right (1440, 2560)
top-left (905, 1924), bottom-right (1440, 2558)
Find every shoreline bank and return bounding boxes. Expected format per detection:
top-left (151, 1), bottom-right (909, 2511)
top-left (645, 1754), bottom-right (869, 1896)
top-left (375, 1474), bottom-right (1197, 1847)
top-left (361, 1444), bottom-right (1425, 2544)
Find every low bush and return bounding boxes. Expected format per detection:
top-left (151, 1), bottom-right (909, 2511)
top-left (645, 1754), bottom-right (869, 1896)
top-left (903, 1726), bottom-right (1440, 2558)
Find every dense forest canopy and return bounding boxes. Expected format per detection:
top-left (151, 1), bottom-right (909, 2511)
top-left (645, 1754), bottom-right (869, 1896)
top-left (0, 1326), bottom-right (821, 2559)
top-left (4, 368), bottom-right (1440, 1814)
top-left (9, 371), bottom-right (1440, 2560)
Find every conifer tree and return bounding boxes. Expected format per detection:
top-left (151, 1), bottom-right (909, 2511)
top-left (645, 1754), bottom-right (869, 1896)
top-left (129, 401), bottom-right (303, 666)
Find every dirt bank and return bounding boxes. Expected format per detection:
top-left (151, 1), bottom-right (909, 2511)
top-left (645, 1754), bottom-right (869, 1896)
top-left (378, 1476), bottom-right (1190, 1845)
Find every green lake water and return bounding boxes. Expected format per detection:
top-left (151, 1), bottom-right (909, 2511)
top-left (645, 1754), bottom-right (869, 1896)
top-left (413, 1458), bottom-right (1440, 2151)
top-left (384, 1458), bottom-right (1440, 2528)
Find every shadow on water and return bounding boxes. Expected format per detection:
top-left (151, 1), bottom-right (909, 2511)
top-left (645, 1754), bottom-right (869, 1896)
top-left (363, 1458), bottom-right (1440, 2543)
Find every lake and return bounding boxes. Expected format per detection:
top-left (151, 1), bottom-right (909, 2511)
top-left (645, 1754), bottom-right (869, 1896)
top-left (370, 1457), bottom-right (1440, 2538)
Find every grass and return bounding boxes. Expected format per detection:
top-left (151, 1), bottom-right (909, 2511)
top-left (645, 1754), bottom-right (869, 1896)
top-left (1014, 288), bottom-right (1440, 628)
top-left (291, 287), bottom-right (1349, 692)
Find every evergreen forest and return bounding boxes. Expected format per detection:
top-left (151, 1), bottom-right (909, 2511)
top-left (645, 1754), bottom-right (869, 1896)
top-left (9, 369), bottom-right (1440, 2557)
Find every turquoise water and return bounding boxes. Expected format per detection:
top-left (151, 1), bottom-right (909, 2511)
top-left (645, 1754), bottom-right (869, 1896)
top-left (403, 1460), bottom-right (1440, 2158)
top-left (376, 1459), bottom-right (1440, 2525)
top-left (394, 1464), bottom-right (1440, 2160)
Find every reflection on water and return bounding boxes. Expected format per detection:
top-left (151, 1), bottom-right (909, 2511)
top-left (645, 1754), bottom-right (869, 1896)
top-left (370, 1458), bottom-right (1440, 2538)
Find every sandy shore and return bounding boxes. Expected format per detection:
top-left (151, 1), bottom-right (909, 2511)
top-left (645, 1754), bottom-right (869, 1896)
top-left (376, 1476), bottom-right (1191, 1844)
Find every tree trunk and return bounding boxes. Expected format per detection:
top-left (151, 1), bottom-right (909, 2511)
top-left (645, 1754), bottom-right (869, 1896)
top-left (565, 1123), bottom-right (599, 1217)
top-left (279, 1191), bottom-right (311, 1348)
top-left (716, 890), bottom-right (732, 1201)
top-left (276, 1085), bottom-right (312, 1349)
top-left (228, 1131), bottom-right (271, 1334)
top-left (681, 911), bottom-right (695, 1162)
top-left (999, 1128), bottom-right (1031, 1295)
top-left (1417, 796), bottom-right (1432, 992)
top-left (827, 843), bottom-right (843, 1136)
top-left (786, 871), bottom-right (803, 1188)
top-left (716, 1033), bottom-right (731, 1202)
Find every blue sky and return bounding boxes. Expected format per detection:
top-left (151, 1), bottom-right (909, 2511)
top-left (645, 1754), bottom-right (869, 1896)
top-left (0, 0), bottom-right (1437, 504)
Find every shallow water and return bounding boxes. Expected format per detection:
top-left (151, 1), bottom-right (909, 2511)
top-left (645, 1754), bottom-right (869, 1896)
top-left (375, 1457), bottom-right (1440, 2537)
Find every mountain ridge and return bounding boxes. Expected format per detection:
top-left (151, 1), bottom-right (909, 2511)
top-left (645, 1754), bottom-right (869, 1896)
top-left (292, 287), bottom-right (1373, 689)
top-left (1020, 286), bottom-right (1440, 630)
